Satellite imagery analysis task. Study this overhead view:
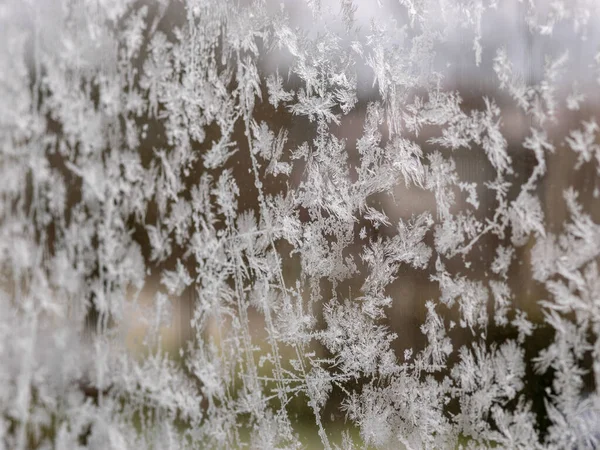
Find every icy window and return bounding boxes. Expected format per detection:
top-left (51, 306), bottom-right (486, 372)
top-left (1, 0), bottom-right (600, 448)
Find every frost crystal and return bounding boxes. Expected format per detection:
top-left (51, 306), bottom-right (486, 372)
top-left (1, 0), bottom-right (600, 448)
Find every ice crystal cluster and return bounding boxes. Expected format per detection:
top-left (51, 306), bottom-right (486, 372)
top-left (2, 0), bottom-right (600, 448)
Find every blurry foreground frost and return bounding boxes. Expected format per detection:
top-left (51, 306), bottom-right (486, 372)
top-left (1, 0), bottom-right (600, 448)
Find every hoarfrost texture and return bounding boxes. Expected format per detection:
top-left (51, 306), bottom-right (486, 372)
top-left (1, 0), bottom-right (600, 448)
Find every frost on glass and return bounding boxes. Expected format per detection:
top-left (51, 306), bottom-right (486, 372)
top-left (1, 0), bottom-right (600, 448)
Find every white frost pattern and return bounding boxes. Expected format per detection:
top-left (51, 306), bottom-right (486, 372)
top-left (1, 0), bottom-right (600, 448)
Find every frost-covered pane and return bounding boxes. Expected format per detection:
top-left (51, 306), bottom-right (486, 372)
top-left (1, 0), bottom-right (600, 448)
